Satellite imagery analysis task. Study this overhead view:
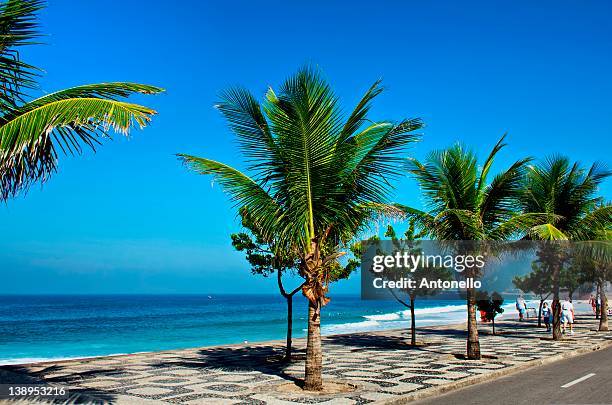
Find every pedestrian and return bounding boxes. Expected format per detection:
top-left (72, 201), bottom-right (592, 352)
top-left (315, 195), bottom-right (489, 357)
top-left (597, 293), bottom-right (602, 318)
top-left (570, 298), bottom-right (577, 324)
top-left (589, 294), bottom-right (597, 315)
top-left (542, 302), bottom-right (551, 332)
top-left (516, 295), bottom-right (527, 321)
top-left (560, 298), bottom-right (574, 335)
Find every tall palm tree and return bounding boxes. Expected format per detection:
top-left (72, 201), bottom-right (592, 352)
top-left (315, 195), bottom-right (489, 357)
top-left (400, 136), bottom-right (534, 359)
top-left (178, 67), bottom-right (421, 390)
top-left (521, 157), bottom-right (611, 339)
top-left (0, 0), bottom-right (163, 201)
top-left (574, 230), bottom-right (611, 332)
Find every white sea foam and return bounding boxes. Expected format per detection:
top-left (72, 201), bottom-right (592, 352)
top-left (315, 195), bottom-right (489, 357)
top-left (364, 303), bottom-right (466, 323)
top-left (363, 312), bottom-right (401, 321)
top-left (0, 353), bottom-right (129, 366)
top-left (0, 357), bottom-right (58, 366)
top-left (411, 304), bottom-right (466, 315)
top-left (321, 300), bottom-right (556, 336)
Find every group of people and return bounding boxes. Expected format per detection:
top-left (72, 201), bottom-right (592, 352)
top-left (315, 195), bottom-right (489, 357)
top-left (516, 295), bottom-right (576, 335)
top-left (541, 299), bottom-right (575, 335)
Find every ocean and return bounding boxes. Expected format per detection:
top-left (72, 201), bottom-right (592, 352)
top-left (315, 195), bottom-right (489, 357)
top-left (0, 294), bottom-right (526, 365)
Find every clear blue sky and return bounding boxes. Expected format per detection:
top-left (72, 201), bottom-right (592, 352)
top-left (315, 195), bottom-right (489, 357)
top-left (1, 0), bottom-right (610, 294)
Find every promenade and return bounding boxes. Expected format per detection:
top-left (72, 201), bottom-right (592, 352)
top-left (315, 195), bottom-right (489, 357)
top-left (1, 314), bottom-right (610, 404)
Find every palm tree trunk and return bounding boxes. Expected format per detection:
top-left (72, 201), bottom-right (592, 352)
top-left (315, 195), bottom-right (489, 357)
top-left (304, 300), bottom-right (323, 391)
top-left (492, 317), bottom-right (496, 336)
top-left (551, 263), bottom-right (562, 340)
top-left (599, 280), bottom-right (608, 332)
top-left (552, 298), bottom-right (561, 339)
top-left (410, 296), bottom-right (416, 346)
top-left (538, 299), bottom-right (544, 327)
top-left (285, 295), bottom-right (293, 360)
top-left (466, 287), bottom-right (481, 359)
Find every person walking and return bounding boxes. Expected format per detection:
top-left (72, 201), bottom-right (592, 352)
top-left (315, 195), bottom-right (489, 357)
top-left (516, 295), bottom-right (527, 321)
top-left (542, 302), bottom-right (551, 332)
top-left (590, 294), bottom-right (597, 315)
top-left (561, 298), bottom-right (574, 335)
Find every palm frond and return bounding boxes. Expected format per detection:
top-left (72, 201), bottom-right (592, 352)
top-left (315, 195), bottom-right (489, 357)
top-left (262, 67), bottom-right (346, 244)
top-left (180, 66), bottom-right (421, 259)
top-left (476, 134), bottom-right (507, 194)
top-left (522, 156), bottom-right (611, 240)
top-left (490, 212), bottom-right (560, 240)
top-left (406, 137), bottom-right (534, 241)
top-left (479, 157), bottom-right (531, 230)
top-left (0, 0), bottom-right (44, 109)
top-left (177, 154), bottom-right (281, 242)
top-left (568, 204), bottom-right (612, 240)
top-left (338, 79), bottom-right (383, 142)
top-left (0, 97), bottom-right (158, 200)
top-left (529, 223), bottom-right (568, 240)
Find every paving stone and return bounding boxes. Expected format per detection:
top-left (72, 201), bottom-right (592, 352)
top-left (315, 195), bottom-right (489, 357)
top-left (1, 314), bottom-right (609, 404)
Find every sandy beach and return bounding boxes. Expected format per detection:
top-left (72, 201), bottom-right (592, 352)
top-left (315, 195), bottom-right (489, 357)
top-left (1, 312), bottom-right (610, 404)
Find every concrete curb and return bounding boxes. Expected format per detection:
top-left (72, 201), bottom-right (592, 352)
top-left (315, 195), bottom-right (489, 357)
top-left (379, 338), bottom-right (612, 404)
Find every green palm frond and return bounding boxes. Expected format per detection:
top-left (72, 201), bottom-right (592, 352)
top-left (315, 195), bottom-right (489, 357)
top-left (216, 87), bottom-right (277, 168)
top-left (522, 156), bottom-right (611, 241)
top-left (529, 223), bottom-right (568, 240)
top-left (568, 204), bottom-right (612, 240)
top-left (403, 135), bottom-right (535, 241)
top-left (179, 66), bottom-right (421, 257)
top-left (0, 3), bottom-right (163, 201)
top-left (9, 83), bottom-right (163, 114)
top-left (490, 212), bottom-right (559, 240)
top-left (479, 157), bottom-right (531, 228)
top-left (339, 79), bottom-right (383, 142)
top-left (0, 96), bottom-right (160, 200)
top-left (177, 154), bottom-right (281, 242)
top-left (476, 134), bottom-right (507, 194)
top-left (0, 0), bottom-right (44, 109)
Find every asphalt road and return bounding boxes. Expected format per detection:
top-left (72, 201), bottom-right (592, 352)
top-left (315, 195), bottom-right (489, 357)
top-left (414, 345), bottom-right (612, 405)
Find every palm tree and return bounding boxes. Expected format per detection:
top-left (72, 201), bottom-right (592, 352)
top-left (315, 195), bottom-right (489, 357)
top-left (178, 67), bottom-right (421, 390)
top-left (574, 233), bottom-right (611, 332)
top-left (0, 0), bottom-right (163, 201)
top-left (400, 135), bottom-right (534, 359)
top-left (521, 157), bottom-right (611, 339)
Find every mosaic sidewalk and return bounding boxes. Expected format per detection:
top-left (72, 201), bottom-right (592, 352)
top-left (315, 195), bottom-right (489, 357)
top-left (1, 314), bottom-right (610, 404)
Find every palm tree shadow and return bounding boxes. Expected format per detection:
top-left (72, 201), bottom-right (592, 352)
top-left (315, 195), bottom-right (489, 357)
top-left (325, 333), bottom-right (415, 351)
top-left (149, 345), bottom-right (305, 384)
top-left (1, 364), bottom-right (119, 404)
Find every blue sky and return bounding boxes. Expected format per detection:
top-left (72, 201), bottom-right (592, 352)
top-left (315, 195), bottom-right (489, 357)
top-left (1, 0), bottom-right (610, 294)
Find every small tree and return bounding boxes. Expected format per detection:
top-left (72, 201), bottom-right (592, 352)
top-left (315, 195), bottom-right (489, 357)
top-left (513, 261), bottom-right (551, 327)
top-left (560, 263), bottom-right (582, 301)
top-left (231, 208), bottom-right (302, 361)
top-left (476, 292), bottom-right (504, 335)
top-left (383, 222), bottom-right (453, 346)
top-left (232, 208), bottom-right (362, 360)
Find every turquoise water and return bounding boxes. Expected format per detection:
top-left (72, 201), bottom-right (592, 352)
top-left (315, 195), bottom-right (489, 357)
top-left (0, 294), bottom-right (498, 364)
